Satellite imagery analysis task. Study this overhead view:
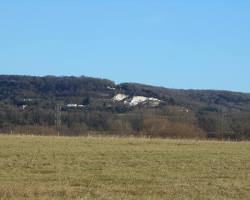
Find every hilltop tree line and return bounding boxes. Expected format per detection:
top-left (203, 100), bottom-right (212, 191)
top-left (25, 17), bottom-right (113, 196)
top-left (0, 75), bottom-right (250, 140)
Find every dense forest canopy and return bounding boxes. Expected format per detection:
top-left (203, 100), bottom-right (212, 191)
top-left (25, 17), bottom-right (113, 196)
top-left (0, 75), bottom-right (249, 139)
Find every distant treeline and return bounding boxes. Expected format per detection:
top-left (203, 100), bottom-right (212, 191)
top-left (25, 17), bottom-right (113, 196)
top-left (0, 75), bottom-right (250, 140)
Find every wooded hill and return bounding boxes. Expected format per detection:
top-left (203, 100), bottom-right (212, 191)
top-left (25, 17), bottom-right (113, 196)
top-left (0, 75), bottom-right (249, 139)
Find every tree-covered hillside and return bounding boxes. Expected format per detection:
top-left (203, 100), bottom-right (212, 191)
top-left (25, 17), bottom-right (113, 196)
top-left (0, 75), bottom-right (249, 139)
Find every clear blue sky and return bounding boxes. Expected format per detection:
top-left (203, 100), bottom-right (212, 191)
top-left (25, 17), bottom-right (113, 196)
top-left (1, 0), bottom-right (250, 92)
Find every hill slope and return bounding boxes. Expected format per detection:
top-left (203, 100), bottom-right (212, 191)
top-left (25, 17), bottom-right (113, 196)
top-left (0, 75), bottom-right (249, 139)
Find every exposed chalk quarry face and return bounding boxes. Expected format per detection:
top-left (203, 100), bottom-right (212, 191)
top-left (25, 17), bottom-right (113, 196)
top-left (128, 96), bottom-right (161, 107)
top-left (113, 94), bottom-right (161, 107)
top-left (128, 96), bottom-right (148, 106)
top-left (148, 97), bottom-right (161, 107)
top-left (113, 94), bottom-right (128, 101)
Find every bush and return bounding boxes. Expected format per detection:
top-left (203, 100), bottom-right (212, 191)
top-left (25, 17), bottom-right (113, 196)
top-left (142, 117), bottom-right (205, 138)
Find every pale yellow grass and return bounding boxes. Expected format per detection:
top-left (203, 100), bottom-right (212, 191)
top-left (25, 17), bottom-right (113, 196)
top-left (0, 135), bottom-right (249, 200)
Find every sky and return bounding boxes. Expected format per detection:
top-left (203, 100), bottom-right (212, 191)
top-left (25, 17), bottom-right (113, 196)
top-left (0, 0), bottom-right (250, 92)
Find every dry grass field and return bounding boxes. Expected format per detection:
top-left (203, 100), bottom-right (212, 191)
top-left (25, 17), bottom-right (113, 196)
top-left (0, 135), bottom-right (249, 200)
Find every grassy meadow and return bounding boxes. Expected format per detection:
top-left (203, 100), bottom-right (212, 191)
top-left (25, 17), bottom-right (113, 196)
top-left (0, 135), bottom-right (249, 200)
